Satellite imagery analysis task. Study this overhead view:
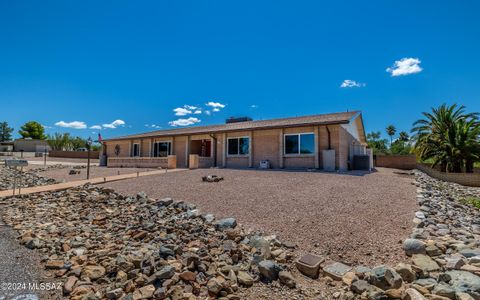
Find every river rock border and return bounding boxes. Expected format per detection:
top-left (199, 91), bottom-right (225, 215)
top-left (314, 170), bottom-right (480, 300)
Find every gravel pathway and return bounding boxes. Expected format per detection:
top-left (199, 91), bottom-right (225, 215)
top-left (0, 214), bottom-right (62, 300)
top-left (102, 168), bottom-right (417, 266)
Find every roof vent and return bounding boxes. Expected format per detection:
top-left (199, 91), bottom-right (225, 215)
top-left (226, 116), bottom-right (253, 124)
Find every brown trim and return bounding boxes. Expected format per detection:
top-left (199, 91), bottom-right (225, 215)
top-left (104, 120), bottom-right (351, 142)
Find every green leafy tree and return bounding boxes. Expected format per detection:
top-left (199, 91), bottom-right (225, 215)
top-left (18, 121), bottom-right (47, 140)
top-left (386, 125), bottom-right (396, 145)
top-left (390, 140), bottom-right (412, 155)
top-left (367, 131), bottom-right (388, 154)
top-left (0, 122), bottom-right (14, 142)
top-left (71, 136), bottom-right (87, 150)
top-left (47, 133), bottom-right (72, 150)
top-left (412, 104), bottom-right (480, 173)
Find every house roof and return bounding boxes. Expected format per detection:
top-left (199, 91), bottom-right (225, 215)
top-left (104, 111), bottom-right (362, 141)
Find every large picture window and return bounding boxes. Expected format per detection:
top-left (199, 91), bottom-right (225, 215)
top-left (284, 133), bottom-right (315, 155)
top-left (227, 137), bottom-right (249, 155)
top-left (153, 141), bottom-right (171, 157)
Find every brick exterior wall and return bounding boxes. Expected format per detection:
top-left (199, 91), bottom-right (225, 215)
top-left (253, 129), bottom-right (280, 168)
top-left (417, 164), bottom-right (480, 187)
top-left (106, 140), bottom-right (130, 157)
top-left (104, 122), bottom-right (364, 170)
top-left (283, 156), bottom-right (315, 168)
top-left (375, 155), bottom-right (417, 170)
top-left (107, 157), bottom-right (171, 168)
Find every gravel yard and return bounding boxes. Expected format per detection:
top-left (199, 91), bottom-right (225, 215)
top-left (102, 168), bottom-right (417, 266)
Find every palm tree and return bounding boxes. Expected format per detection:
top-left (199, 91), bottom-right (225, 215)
top-left (386, 125), bottom-right (396, 145)
top-left (412, 104), bottom-right (480, 173)
top-left (398, 131), bottom-right (410, 142)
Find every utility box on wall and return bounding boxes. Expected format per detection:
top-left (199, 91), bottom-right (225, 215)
top-left (322, 149), bottom-right (335, 171)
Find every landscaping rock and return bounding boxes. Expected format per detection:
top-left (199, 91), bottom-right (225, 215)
top-left (215, 218), bottom-right (237, 230)
top-left (0, 167), bottom-right (57, 190)
top-left (405, 288), bottom-right (427, 300)
top-left (367, 265), bottom-right (403, 290)
top-left (412, 254), bottom-right (440, 272)
top-left (446, 270), bottom-right (480, 295)
top-left (0, 186), bottom-right (296, 300)
top-left (237, 271), bottom-right (254, 287)
top-left (278, 271), bottom-right (296, 288)
top-left (404, 239), bottom-right (427, 256)
top-left (323, 262), bottom-right (352, 281)
top-left (258, 260), bottom-right (282, 281)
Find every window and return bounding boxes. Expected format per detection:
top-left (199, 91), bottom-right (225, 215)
top-left (284, 133), bottom-right (315, 155)
top-left (153, 141), bottom-right (171, 157)
top-left (132, 143), bottom-right (140, 157)
top-left (227, 137), bottom-right (249, 155)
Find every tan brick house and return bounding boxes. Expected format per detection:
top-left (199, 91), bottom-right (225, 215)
top-left (102, 111), bottom-right (367, 170)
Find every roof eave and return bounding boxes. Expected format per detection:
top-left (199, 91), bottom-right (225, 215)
top-left (103, 120), bottom-right (351, 142)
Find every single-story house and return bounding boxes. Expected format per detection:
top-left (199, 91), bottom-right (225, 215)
top-left (13, 139), bottom-right (50, 153)
top-left (102, 111), bottom-right (368, 170)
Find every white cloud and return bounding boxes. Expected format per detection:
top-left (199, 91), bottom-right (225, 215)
top-left (340, 80), bottom-right (366, 88)
top-left (193, 110), bottom-right (202, 114)
top-left (204, 110), bottom-right (211, 116)
top-left (55, 121), bottom-right (87, 129)
top-left (212, 108), bottom-right (220, 112)
top-left (173, 107), bottom-right (192, 116)
top-left (206, 101), bottom-right (226, 109)
top-left (386, 57), bottom-right (422, 76)
top-left (168, 117), bottom-right (201, 127)
top-left (145, 124), bottom-right (162, 129)
top-left (90, 125), bottom-right (102, 130)
top-left (184, 105), bottom-right (197, 110)
top-left (102, 119), bottom-right (125, 129)
top-left (250, 105), bottom-right (258, 108)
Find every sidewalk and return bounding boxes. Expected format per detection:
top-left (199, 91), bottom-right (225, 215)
top-left (0, 168), bottom-right (186, 198)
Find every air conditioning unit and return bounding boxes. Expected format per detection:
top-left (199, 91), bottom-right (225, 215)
top-left (259, 160), bottom-right (270, 169)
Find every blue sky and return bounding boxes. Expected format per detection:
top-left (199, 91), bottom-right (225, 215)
top-left (1, 1), bottom-right (479, 140)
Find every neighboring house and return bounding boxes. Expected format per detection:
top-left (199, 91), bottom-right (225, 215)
top-left (0, 141), bottom-right (14, 152)
top-left (103, 111), bottom-right (367, 170)
top-left (13, 139), bottom-right (50, 153)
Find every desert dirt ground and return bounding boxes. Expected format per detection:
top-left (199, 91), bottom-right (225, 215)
top-left (101, 167), bottom-right (417, 267)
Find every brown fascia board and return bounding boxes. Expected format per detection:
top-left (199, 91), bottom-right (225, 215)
top-left (104, 120), bottom-right (351, 142)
